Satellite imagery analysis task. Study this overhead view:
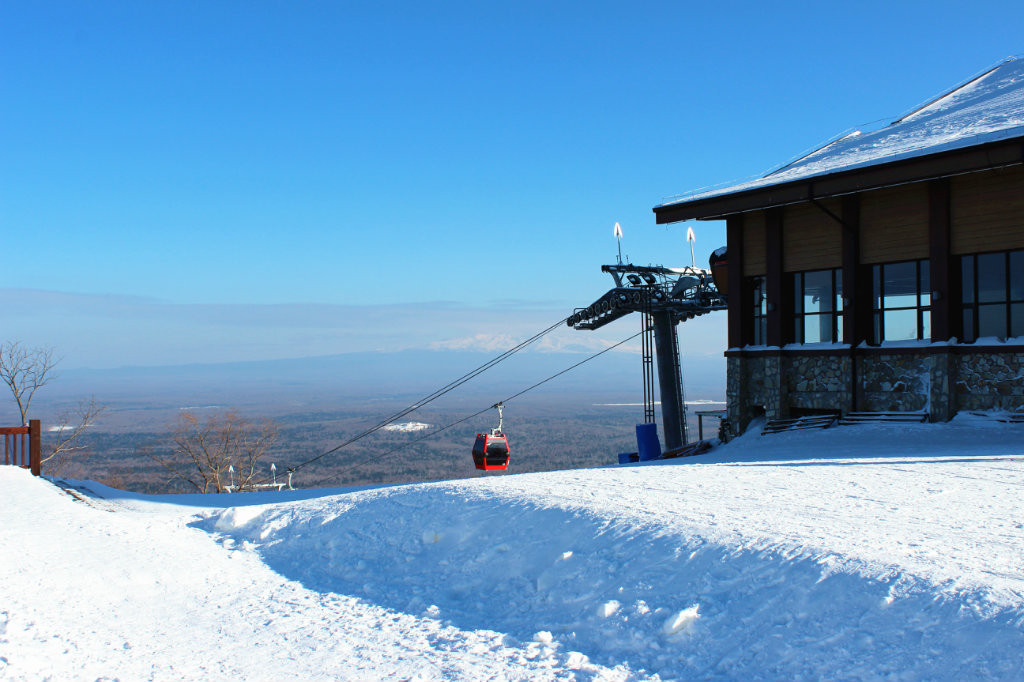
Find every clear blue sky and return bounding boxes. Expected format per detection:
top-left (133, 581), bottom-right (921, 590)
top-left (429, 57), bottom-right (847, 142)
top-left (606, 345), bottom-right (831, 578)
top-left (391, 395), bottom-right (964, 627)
top-left (2, 1), bottom-right (1023, 367)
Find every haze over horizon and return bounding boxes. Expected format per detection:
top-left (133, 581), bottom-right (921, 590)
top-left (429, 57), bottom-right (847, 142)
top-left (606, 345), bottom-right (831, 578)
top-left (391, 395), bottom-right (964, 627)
top-left (4, 2), bottom-right (1022, 372)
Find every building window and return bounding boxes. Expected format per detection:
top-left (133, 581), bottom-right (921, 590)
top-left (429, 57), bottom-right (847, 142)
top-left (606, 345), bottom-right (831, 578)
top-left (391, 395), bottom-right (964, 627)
top-left (872, 260), bottom-right (930, 343)
top-left (793, 269), bottom-right (843, 344)
top-left (751, 276), bottom-right (767, 345)
top-left (961, 249), bottom-right (1024, 341)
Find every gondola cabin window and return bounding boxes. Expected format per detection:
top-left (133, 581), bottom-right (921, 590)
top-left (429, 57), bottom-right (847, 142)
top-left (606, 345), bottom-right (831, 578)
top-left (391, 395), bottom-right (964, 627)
top-left (872, 260), bottom-right (931, 343)
top-left (961, 249), bottom-right (1024, 341)
top-left (792, 269), bottom-right (843, 344)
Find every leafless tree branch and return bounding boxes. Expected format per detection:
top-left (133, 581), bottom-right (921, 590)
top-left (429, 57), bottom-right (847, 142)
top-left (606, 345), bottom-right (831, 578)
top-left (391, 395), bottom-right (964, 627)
top-left (155, 410), bottom-right (279, 493)
top-left (41, 396), bottom-right (106, 472)
top-left (0, 341), bottom-right (59, 424)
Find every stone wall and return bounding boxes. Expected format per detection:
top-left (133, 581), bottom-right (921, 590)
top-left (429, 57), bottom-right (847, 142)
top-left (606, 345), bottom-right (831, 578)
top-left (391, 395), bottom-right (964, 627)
top-left (726, 355), bottom-right (766, 435)
top-left (726, 347), bottom-right (1023, 438)
top-left (858, 354), bottom-right (930, 412)
top-left (786, 354), bottom-right (853, 414)
top-left (728, 353), bottom-right (845, 434)
top-left (954, 351), bottom-right (1024, 411)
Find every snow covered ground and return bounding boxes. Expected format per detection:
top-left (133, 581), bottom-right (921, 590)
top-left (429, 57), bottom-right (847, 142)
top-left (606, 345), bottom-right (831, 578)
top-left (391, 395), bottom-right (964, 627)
top-left (3, 415), bottom-right (1024, 680)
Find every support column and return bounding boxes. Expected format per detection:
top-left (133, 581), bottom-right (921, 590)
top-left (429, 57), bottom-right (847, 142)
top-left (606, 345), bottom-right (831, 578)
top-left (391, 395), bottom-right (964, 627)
top-left (726, 354), bottom-right (748, 438)
top-left (841, 195), bottom-right (870, 346)
top-left (765, 208), bottom-right (785, 347)
top-left (763, 353), bottom-right (787, 420)
top-left (929, 178), bottom-right (954, 341)
top-left (929, 350), bottom-right (955, 422)
top-left (652, 311), bottom-right (687, 450)
top-left (841, 194), bottom-right (866, 414)
top-left (929, 178), bottom-right (956, 422)
top-left (726, 215), bottom-right (747, 349)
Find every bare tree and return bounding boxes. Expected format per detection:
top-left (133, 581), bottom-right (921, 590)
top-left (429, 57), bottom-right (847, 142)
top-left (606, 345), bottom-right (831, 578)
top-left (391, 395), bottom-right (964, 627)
top-left (0, 341), bottom-right (58, 424)
top-left (42, 396), bottom-right (106, 473)
top-left (154, 410), bottom-right (279, 493)
top-left (0, 341), bottom-right (105, 474)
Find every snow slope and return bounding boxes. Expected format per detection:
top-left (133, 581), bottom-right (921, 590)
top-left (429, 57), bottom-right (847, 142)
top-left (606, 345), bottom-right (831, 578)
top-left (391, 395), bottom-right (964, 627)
top-left (3, 415), bottom-right (1024, 680)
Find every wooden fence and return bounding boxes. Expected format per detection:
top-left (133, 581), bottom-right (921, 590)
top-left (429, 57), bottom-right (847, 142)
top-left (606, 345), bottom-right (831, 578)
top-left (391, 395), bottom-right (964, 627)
top-left (1, 420), bottom-right (41, 476)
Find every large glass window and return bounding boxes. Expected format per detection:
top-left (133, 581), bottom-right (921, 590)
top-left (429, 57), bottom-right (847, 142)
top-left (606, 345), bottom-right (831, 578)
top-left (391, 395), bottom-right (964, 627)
top-left (751, 276), bottom-right (767, 345)
top-left (793, 269), bottom-right (843, 344)
top-left (961, 249), bottom-right (1024, 341)
top-left (872, 260), bottom-right (930, 343)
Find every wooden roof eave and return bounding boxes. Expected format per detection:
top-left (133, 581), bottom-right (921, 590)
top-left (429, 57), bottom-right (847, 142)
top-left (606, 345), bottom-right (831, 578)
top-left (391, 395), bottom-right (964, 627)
top-left (653, 135), bottom-right (1024, 224)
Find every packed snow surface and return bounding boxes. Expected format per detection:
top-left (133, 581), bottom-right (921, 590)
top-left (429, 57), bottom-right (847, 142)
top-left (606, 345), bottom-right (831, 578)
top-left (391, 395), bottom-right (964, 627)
top-left (661, 56), bottom-right (1024, 207)
top-left (3, 415), bottom-right (1024, 679)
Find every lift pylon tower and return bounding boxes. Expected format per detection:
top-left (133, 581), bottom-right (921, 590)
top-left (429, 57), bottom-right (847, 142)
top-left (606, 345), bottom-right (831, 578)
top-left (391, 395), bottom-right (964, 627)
top-left (568, 264), bottom-right (727, 451)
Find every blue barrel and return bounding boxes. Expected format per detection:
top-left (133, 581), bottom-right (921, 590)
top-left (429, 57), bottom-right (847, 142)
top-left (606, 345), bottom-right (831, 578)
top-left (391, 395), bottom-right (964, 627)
top-left (636, 423), bottom-right (662, 461)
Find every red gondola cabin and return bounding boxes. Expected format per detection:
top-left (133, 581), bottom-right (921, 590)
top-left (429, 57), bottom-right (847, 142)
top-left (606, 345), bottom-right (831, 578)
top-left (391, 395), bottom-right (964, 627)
top-left (472, 432), bottom-right (510, 471)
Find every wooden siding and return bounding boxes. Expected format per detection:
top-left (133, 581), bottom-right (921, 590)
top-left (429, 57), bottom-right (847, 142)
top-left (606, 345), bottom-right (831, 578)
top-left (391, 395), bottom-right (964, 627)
top-left (859, 183), bottom-right (929, 263)
top-left (742, 211), bottom-right (766, 276)
top-left (782, 200), bottom-right (841, 272)
top-left (951, 165), bottom-right (1024, 255)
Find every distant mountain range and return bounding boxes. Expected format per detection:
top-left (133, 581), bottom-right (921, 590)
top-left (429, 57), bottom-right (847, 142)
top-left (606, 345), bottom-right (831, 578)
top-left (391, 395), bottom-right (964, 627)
top-left (35, 348), bottom-right (725, 414)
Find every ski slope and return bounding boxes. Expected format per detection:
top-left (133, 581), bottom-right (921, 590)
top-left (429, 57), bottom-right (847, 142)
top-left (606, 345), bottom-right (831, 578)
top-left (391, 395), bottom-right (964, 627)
top-left (2, 415), bottom-right (1024, 680)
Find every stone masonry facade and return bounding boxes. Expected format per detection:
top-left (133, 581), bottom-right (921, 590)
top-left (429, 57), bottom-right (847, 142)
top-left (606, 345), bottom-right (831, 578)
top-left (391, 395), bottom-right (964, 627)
top-left (726, 347), bottom-right (1024, 436)
top-left (955, 351), bottom-right (1024, 411)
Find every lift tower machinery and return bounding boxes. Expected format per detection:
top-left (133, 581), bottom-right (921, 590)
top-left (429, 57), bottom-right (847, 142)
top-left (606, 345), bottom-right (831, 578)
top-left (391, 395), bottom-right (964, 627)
top-left (568, 262), bottom-right (727, 452)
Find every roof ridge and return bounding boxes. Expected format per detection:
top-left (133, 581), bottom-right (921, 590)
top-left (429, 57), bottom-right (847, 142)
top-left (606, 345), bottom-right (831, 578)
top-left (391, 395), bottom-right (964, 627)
top-left (891, 56), bottom-right (1017, 125)
top-left (763, 57), bottom-right (1020, 181)
top-left (655, 57), bottom-right (1024, 214)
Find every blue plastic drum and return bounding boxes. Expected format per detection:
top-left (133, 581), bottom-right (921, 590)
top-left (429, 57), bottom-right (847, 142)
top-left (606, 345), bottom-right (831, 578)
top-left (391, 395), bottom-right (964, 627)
top-left (636, 423), bottom-right (662, 461)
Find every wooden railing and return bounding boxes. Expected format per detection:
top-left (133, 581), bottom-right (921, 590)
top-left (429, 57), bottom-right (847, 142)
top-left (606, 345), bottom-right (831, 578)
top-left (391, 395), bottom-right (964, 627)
top-left (1, 420), bottom-right (41, 476)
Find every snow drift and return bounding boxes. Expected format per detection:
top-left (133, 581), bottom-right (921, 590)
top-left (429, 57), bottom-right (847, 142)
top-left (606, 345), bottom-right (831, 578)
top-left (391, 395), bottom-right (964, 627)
top-left (3, 415), bottom-right (1024, 679)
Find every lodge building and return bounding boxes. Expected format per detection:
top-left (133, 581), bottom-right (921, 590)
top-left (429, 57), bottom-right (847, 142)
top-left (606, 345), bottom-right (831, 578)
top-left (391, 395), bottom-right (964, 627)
top-left (654, 57), bottom-right (1024, 436)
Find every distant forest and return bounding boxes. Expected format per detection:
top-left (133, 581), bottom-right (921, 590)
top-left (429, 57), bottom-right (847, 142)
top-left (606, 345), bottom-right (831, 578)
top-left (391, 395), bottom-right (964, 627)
top-left (54, 399), bottom-right (723, 494)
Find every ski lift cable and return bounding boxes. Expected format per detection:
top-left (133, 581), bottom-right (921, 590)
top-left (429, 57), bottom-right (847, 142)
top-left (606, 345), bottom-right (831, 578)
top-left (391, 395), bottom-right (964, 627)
top-left (287, 316), bottom-right (570, 473)
top-left (312, 327), bottom-right (645, 487)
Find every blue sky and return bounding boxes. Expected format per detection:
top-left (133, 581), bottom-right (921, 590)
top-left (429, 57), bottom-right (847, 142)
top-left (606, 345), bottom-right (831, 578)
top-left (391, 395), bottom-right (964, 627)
top-left (3, 1), bottom-right (1023, 368)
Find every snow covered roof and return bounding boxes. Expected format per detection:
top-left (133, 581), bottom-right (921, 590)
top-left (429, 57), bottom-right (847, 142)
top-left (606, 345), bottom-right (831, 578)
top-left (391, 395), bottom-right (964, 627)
top-left (656, 57), bottom-right (1024, 220)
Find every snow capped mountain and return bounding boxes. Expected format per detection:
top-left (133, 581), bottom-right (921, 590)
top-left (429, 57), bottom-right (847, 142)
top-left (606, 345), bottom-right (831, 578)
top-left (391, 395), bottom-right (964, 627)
top-left (381, 421), bottom-right (432, 432)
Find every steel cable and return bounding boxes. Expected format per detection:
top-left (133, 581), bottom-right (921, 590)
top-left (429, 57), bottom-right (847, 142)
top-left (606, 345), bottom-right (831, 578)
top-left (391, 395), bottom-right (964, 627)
top-left (286, 316), bottom-right (569, 473)
top-left (310, 327), bottom-right (644, 487)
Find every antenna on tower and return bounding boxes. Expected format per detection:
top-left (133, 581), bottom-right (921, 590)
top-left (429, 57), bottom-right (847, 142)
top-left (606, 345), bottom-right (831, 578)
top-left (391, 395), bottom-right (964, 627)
top-left (686, 226), bottom-right (696, 268)
top-left (614, 222), bottom-right (624, 265)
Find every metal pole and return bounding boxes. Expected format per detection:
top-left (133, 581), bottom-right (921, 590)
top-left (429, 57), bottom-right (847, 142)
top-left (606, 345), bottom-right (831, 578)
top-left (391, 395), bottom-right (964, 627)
top-left (652, 311), bottom-right (686, 451)
top-left (640, 290), bottom-right (656, 425)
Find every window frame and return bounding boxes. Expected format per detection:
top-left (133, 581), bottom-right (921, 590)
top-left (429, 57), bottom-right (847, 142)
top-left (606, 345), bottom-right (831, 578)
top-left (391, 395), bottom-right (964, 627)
top-left (871, 259), bottom-right (931, 344)
top-left (792, 268), bottom-right (843, 344)
top-left (961, 248), bottom-right (1024, 342)
top-left (750, 275), bottom-right (767, 346)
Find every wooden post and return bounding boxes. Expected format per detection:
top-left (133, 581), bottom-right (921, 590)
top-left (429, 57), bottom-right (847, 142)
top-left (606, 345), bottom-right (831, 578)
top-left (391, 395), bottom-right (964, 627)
top-left (765, 208), bottom-right (785, 347)
top-left (29, 419), bottom-right (41, 476)
top-left (726, 215), bottom-right (746, 349)
top-left (928, 178), bottom-right (953, 341)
